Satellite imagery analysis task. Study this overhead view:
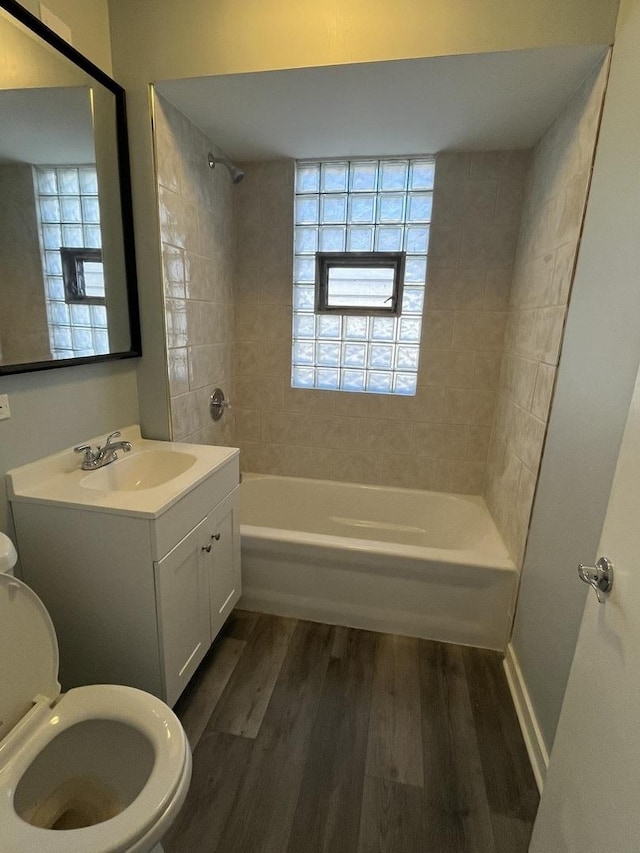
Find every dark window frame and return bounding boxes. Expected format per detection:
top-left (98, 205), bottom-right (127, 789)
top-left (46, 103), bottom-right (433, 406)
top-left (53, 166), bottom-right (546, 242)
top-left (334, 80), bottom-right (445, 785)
top-left (315, 251), bottom-right (405, 316)
top-left (60, 247), bottom-right (105, 305)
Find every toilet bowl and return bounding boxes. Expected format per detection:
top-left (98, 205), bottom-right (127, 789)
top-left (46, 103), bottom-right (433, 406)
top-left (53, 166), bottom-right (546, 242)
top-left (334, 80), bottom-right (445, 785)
top-left (0, 572), bottom-right (192, 852)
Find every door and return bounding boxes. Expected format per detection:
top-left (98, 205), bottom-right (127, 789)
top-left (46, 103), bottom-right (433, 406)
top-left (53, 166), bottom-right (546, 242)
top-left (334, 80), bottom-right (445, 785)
top-left (154, 516), bottom-right (211, 707)
top-left (207, 487), bottom-right (242, 641)
top-left (530, 361), bottom-right (640, 851)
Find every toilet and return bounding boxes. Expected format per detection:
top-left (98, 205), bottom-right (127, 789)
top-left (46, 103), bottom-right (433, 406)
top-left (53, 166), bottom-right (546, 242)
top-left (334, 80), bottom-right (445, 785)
top-left (0, 533), bottom-right (192, 853)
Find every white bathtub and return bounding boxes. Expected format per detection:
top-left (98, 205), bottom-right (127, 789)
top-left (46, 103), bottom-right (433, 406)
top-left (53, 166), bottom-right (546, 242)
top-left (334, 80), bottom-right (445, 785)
top-left (239, 474), bottom-right (517, 650)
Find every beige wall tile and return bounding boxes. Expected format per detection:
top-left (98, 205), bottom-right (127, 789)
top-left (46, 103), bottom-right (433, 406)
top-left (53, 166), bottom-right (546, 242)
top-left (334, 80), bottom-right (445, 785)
top-left (531, 363), bottom-right (557, 422)
top-left (358, 418), bottom-right (413, 454)
top-left (435, 153), bottom-right (471, 182)
top-left (333, 392), bottom-right (389, 419)
top-left (188, 343), bottom-right (234, 390)
top-left (309, 415), bottom-right (362, 451)
top-left (237, 376), bottom-right (285, 411)
top-left (452, 310), bottom-right (507, 352)
top-left (435, 460), bottom-right (486, 494)
top-left (484, 268), bottom-right (513, 310)
top-left (329, 450), bottom-right (367, 484)
top-left (235, 408), bottom-right (261, 442)
top-left (420, 310), bottom-right (454, 350)
top-left (419, 350), bottom-right (476, 388)
top-left (535, 305), bottom-right (566, 365)
top-left (500, 353), bottom-right (538, 409)
top-left (426, 268), bottom-right (486, 310)
top-left (261, 410), bottom-right (308, 446)
top-left (459, 223), bottom-right (519, 270)
top-left (165, 299), bottom-right (187, 348)
top-left (549, 240), bottom-right (577, 306)
top-left (162, 245), bottom-right (186, 298)
top-left (290, 446), bottom-right (335, 480)
top-left (167, 347), bottom-right (189, 397)
top-left (385, 387), bottom-right (446, 423)
top-left (467, 426), bottom-right (492, 462)
top-left (474, 352), bottom-right (502, 390)
top-left (444, 388), bottom-right (496, 426)
top-left (432, 179), bottom-right (497, 225)
top-left (426, 225), bottom-right (462, 267)
top-left (156, 95), bottom-right (238, 447)
top-left (283, 387), bottom-right (336, 415)
top-left (412, 423), bottom-right (469, 460)
top-left (227, 151), bottom-right (527, 494)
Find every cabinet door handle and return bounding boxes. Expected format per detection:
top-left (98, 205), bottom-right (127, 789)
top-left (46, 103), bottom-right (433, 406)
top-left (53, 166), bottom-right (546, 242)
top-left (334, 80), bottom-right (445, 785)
top-left (202, 544), bottom-right (212, 553)
top-left (212, 532), bottom-right (221, 541)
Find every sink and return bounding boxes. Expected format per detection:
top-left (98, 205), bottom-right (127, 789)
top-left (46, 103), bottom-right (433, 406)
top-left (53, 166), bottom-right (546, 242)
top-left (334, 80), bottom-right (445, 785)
top-left (81, 449), bottom-right (197, 492)
top-left (7, 425), bottom-right (239, 518)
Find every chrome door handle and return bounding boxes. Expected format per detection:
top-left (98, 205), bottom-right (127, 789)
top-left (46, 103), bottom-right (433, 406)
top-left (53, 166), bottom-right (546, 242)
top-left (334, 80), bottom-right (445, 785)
top-left (578, 556), bottom-right (614, 603)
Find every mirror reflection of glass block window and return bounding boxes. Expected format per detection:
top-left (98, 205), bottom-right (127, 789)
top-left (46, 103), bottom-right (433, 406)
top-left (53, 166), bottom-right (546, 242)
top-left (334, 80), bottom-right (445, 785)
top-left (292, 157), bottom-right (434, 396)
top-left (35, 166), bottom-right (108, 358)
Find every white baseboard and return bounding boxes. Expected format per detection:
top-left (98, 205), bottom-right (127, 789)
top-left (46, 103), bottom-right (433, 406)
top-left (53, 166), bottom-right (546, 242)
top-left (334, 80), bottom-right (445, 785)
top-left (503, 643), bottom-right (549, 792)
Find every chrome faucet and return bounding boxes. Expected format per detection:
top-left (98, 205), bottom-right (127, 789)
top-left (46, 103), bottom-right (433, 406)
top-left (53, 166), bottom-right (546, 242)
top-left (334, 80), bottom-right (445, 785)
top-left (74, 431), bottom-right (133, 470)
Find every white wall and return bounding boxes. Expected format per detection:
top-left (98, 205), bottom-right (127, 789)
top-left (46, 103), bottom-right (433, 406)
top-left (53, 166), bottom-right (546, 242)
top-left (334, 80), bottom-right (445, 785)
top-left (14, 0), bottom-right (113, 74)
top-left (108, 0), bottom-right (618, 80)
top-left (0, 1), bottom-right (139, 545)
top-left (510, 0), bottom-right (640, 757)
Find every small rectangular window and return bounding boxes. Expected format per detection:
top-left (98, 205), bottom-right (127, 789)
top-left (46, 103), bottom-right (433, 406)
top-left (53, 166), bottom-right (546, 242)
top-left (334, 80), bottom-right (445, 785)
top-left (60, 247), bottom-right (105, 305)
top-left (316, 252), bottom-right (404, 315)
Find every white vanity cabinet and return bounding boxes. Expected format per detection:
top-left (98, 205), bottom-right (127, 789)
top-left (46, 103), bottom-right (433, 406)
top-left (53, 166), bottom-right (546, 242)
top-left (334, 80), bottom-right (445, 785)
top-left (154, 488), bottom-right (241, 706)
top-left (8, 433), bottom-right (241, 707)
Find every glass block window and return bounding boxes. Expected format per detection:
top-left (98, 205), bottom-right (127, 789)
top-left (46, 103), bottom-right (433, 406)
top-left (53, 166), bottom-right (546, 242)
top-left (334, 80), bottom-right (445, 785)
top-left (292, 157), bottom-right (434, 395)
top-left (35, 166), bottom-right (108, 360)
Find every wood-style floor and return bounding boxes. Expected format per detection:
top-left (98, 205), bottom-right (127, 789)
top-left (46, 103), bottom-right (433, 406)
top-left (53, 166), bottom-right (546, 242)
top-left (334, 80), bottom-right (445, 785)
top-left (164, 611), bottom-right (539, 853)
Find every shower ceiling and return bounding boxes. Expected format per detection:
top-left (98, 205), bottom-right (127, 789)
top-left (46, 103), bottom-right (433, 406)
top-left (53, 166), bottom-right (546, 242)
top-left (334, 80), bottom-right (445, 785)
top-left (155, 44), bottom-right (608, 161)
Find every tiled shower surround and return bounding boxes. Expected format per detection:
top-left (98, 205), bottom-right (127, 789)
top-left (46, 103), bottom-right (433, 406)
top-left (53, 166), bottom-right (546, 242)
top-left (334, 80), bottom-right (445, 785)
top-left (154, 61), bottom-right (607, 564)
top-left (155, 94), bottom-right (236, 446)
top-left (485, 61), bottom-right (608, 563)
top-left (234, 153), bottom-right (527, 492)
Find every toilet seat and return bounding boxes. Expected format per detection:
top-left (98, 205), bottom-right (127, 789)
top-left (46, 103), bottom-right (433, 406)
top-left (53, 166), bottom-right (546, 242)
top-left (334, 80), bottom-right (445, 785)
top-left (0, 575), bottom-right (191, 853)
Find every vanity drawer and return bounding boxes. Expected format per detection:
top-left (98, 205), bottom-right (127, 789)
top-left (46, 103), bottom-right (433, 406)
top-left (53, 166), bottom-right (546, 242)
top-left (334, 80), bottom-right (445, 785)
top-left (150, 455), bottom-right (240, 560)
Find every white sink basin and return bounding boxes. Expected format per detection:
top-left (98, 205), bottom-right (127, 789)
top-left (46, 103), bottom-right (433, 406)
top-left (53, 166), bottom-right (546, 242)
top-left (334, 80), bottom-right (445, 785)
top-left (81, 449), bottom-right (197, 492)
top-left (6, 425), bottom-right (239, 518)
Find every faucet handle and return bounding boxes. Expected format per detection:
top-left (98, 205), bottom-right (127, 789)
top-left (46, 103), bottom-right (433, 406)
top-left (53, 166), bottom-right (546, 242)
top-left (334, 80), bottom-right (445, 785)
top-left (74, 444), bottom-right (97, 463)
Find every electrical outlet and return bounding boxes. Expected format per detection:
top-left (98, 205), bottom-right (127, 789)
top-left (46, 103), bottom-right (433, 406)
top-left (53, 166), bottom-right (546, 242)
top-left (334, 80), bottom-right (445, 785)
top-left (0, 394), bottom-right (11, 421)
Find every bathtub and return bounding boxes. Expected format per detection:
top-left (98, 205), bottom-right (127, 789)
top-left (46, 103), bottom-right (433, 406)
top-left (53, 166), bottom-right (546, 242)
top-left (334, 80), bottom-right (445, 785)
top-left (239, 474), bottom-right (517, 650)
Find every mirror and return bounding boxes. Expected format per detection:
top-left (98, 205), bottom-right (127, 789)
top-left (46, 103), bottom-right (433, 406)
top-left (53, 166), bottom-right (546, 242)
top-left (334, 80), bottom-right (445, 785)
top-left (0, 0), bottom-right (140, 375)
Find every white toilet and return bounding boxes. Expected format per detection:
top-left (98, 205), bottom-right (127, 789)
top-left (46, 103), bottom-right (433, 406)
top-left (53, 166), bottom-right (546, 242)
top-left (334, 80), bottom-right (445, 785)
top-left (0, 533), bottom-right (192, 852)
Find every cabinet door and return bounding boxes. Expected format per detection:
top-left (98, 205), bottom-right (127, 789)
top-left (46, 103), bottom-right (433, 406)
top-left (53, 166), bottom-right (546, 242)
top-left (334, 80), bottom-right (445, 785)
top-left (154, 516), bottom-right (210, 707)
top-left (207, 487), bottom-right (242, 641)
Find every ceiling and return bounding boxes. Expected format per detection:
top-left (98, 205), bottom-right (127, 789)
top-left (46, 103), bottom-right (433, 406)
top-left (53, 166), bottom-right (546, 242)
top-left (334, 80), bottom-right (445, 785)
top-left (0, 86), bottom-right (95, 165)
top-left (156, 45), bottom-right (608, 162)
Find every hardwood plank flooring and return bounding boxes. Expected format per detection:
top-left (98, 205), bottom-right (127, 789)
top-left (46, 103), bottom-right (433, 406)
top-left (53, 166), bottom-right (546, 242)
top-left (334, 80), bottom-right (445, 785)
top-left (286, 627), bottom-right (377, 853)
top-left (165, 612), bottom-right (538, 853)
top-left (208, 612), bottom-right (297, 739)
top-left (366, 634), bottom-right (424, 788)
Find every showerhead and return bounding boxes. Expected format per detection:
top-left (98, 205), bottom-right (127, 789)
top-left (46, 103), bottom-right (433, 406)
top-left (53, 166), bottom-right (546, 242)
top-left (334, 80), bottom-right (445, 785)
top-left (207, 152), bottom-right (245, 184)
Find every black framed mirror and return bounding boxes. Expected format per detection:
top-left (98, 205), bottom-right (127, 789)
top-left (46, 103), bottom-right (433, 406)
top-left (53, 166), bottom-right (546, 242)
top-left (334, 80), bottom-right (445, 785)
top-left (0, 0), bottom-right (140, 375)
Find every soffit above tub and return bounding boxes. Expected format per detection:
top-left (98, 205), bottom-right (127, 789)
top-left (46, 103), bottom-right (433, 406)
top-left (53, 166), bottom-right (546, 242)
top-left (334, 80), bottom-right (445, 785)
top-left (155, 44), bottom-right (608, 161)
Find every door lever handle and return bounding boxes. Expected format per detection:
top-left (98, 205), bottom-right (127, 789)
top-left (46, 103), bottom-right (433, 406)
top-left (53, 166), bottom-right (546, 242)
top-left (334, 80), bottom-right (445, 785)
top-left (578, 556), bottom-right (614, 603)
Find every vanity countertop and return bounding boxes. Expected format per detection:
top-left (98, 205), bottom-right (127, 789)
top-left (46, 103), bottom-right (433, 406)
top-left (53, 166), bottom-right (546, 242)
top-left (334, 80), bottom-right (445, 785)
top-left (6, 425), bottom-right (239, 519)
